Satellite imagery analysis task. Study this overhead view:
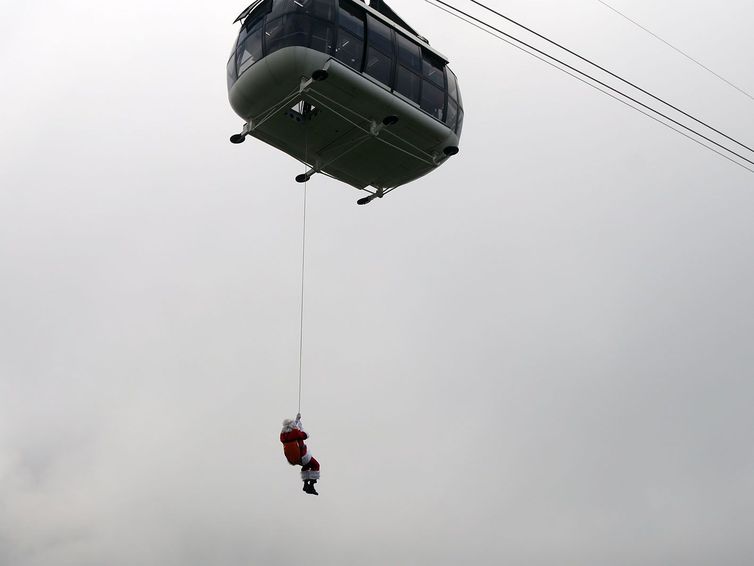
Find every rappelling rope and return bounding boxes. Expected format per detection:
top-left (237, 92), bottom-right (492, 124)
top-left (297, 111), bottom-right (308, 414)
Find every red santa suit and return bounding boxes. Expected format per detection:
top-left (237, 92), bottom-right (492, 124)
top-left (280, 417), bottom-right (320, 483)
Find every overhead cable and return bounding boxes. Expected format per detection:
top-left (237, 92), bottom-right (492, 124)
top-left (467, 0), bottom-right (754, 155)
top-left (597, 0), bottom-right (754, 103)
top-left (424, 0), bottom-right (754, 172)
top-left (425, 1), bottom-right (754, 174)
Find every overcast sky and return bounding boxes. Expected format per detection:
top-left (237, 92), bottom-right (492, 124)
top-left (1, 1), bottom-right (753, 564)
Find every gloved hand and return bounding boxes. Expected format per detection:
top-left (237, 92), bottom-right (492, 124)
top-left (296, 413), bottom-right (301, 420)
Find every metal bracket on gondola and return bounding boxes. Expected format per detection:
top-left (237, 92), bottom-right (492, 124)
top-left (431, 145), bottom-right (460, 164)
top-left (356, 187), bottom-right (384, 206)
top-left (298, 69), bottom-right (328, 96)
top-left (296, 166), bottom-right (319, 184)
top-left (299, 77), bottom-right (314, 94)
top-left (229, 121), bottom-right (253, 144)
top-left (294, 132), bottom-right (373, 185)
top-left (234, 0), bottom-right (265, 24)
top-left (369, 115), bottom-right (399, 136)
top-left (370, 120), bottom-right (386, 137)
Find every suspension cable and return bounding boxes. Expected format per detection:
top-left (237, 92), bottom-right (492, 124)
top-left (424, 0), bottom-right (754, 172)
top-left (466, 0), bottom-right (754, 154)
top-left (597, 0), bottom-right (754, 103)
top-left (426, 0), bottom-right (754, 174)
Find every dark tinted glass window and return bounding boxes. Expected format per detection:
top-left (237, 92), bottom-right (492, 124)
top-left (264, 17), bottom-right (285, 50)
top-left (394, 35), bottom-right (421, 103)
top-left (287, 14), bottom-right (312, 47)
top-left (422, 54), bottom-right (445, 88)
top-left (338, 1), bottom-right (364, 38)
top-left (334, 1), bottom-right (364, 69)
top-left (420, 79), bottom-right (445, 120)
top-left (272, 0), bottom-right (335, 18)
top-left (237, 24), bottom-right (251, 49)
top-left (396, 34), bottom-right (421, 71)
top-left (239, 0), bottom-right (271, 43)
top-left (309, 0), bottom-right (336, 20)
top-left (445, 98), bottom-right (458, 129)
top-left (270, 0), bottom-right (299, 17)
top-left (237, 21), bottom-right (264, 76)
top-left (311, 19), bottom-right (335, 54)
top-left (456, 108), bottom-right (464, 136)
top-left (335, 30), bottom-right (362, 68)
top-left (366, 15), bottom-right (393, 54)
top-left (266, 14), bottom-right (312, 53)
top-left (227, 55), bottom-right (237, 89)
top-left (394, 64), bottom-right (421, 103)
top-left (365, 15), bottom-right (393, 86)
top-left (365, 47), bottom-right (392, 86)
top-left (446, 67), bottom-right (458, 101)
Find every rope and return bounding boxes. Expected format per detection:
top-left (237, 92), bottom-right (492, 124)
top-left (297, 113), bottom-right (308, 414)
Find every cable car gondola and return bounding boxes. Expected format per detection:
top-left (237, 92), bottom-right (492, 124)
top-left (227, 0), bottom-right (464, 204)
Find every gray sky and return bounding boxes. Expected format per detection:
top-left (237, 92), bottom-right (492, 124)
top-left (1, 1), bottom-right (753, 564)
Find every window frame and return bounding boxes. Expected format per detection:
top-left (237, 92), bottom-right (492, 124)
top-left (334, 0), bottom-right (366, 71)
top-left (445, 67), bottom-right (463, 133)
top-left (363, 13), bottom-right (396, 88)
top-left (418, 50), bottom-right (447, 121)
top-left (235, 18), bottom-right (266, 80)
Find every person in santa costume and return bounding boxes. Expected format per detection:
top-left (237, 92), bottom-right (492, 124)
top-left (280, 413), bottom-right (320, 495)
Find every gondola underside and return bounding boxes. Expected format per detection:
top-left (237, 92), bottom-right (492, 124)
top-left (229, 47), bottom-right (460, 193)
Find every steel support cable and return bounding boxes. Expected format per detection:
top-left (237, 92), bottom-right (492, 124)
top-left (597, 0), bottom-right (754, 103)
top-left (298, 118), bottom-right (308, 414)
top-left (467, 0), bottom-right (754, 155)
top-left (425, 0), bottom-right (754, 174)
top-left (253, 87), bottom-right (302, 130)
top-left (306, 91), bottom-right (437, 165)
top-left (426, 0), bottom-right (754, 171)
top-left (305, 82), bottom-right (441, 159)
top-left (308, 89), bottom-right (437, 160)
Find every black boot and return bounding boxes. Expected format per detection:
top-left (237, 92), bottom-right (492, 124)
top-left (307, 480), bottom-right (319, 496)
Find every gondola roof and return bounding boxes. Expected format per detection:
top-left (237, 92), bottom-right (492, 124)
top-left (233, 0), bottom-right (449, 63)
